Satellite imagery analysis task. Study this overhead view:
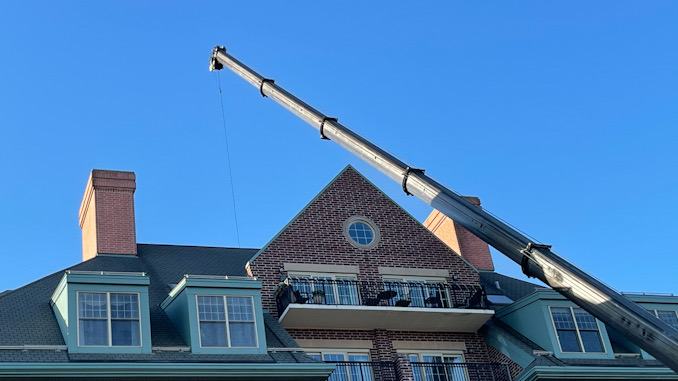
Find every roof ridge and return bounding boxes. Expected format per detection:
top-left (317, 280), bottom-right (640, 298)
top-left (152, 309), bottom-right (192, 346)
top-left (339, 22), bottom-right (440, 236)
top-left (137, 243), bottom-right (259, 250)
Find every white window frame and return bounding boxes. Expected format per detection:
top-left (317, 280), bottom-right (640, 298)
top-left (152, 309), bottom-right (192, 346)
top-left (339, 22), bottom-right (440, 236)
top-left (382, 276), bottom-right (450, 308)
top-left (648, 309), bottom-right (678, 330)
top-left (306, 348), bottom-right (371, 360)
top-left (288, 272), bottom-right (359, 304)
top-left (76, 291), bottom-right (142, 348)
top-left (306, 349), bottom-right (372, 381)
top-left (195, 295), bottom-right (259, 349)
top-left (343, 216), bottom-right (380, 249)
top-left (402, 351), bottom-right (467, 381)
top-left (548, 306), bottom-right (606, 354)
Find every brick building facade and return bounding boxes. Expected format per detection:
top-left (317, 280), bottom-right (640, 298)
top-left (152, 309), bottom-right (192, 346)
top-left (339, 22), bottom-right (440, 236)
top-left (247, 166), bottom-right (511, 380)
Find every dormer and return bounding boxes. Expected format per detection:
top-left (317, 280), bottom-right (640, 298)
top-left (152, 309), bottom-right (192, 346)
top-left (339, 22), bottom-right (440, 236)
top-left (161, 275), bottom-right (267, 354)
top-left (50, 270), bottom-right (152, 353)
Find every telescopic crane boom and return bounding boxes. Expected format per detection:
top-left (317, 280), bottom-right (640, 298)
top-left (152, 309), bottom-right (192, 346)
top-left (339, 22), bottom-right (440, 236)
top-left (209, 46), bottom-right (678, 372)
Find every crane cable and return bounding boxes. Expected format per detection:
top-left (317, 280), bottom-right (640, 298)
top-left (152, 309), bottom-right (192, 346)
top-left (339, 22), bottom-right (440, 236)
top-left (213, 71), bottom-right (241, 247)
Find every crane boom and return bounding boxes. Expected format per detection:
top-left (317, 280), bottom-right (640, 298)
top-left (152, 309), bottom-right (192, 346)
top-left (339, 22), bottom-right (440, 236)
top-left (209, 46), bottom-right (678, 372)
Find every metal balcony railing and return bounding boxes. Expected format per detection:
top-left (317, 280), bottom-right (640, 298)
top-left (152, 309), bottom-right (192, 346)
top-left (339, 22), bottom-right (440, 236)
top-left (325, 361), bottom-right (398, 381)
top-left (411, 362), bottom-right (512, 381)
top-left (276, 278), bottom-right (487, 316)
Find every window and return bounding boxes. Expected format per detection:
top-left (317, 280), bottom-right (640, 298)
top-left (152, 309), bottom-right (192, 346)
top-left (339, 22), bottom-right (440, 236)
top-left (648, 309), bottom-right (678, 330)
top-left (197, 295), bottom-right (257, 348)
top-left (550, 306), bottom-right (604, 353)
top-left (383, 276), bottom-right (450, 308)
top-left (307, 350), bottom-right (371, 381)
top-left (78, 292), bottom-right (140, 347)
top-left (349, 222), bottom-right (374, 245)
top-left (407, 352), bottom-right (466, 381)
top-left (289, 273), bottom-right (360, 305)
top-left (343, 216), bottom-right (380, 249)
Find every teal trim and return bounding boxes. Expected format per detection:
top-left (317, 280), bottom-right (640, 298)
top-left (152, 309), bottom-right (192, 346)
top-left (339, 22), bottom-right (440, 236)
top-left (161, 276), bottom-right (262, 309)
top-left (66, 273), bottom-right (149, 286)
top-left (517, 365), bottom-right (678, 381)
top-left (623, 294), bottom-right (678, 305)
top-left (50, 273), bottom-right (152, 354)
top-left (0, 362), bottom-right (336, 378)
top-left (161, 277), bottom-right (267, 354)
top-left (497, 288), bottom-right (615, 360)
top-left (94, 254), bottom-right (141, 259)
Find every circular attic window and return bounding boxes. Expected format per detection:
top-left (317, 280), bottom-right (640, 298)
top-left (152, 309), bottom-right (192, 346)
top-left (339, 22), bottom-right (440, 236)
top-left (343, 216), bottom-right (380, 249)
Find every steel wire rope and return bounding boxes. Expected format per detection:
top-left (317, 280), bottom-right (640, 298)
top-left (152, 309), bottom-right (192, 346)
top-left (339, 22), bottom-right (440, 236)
top-left (213, 71), bottom-right (241, 247)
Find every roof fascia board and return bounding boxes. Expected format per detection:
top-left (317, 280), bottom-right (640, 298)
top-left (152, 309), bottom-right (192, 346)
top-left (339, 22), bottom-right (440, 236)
top-left (495, 289), bottom-right (562, 318)
top-left (517, 365), bottom-right (677, 381)
top-left (0, 362), bottom-right (336, 378)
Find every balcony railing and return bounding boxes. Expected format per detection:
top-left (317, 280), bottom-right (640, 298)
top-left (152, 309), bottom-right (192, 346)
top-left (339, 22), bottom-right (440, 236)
top-left (412, 362), bottom-right (512, 381)
top-left (326, 361), bottom-right (398, 381)
top-left (276, 278), bottom-right (487, 316)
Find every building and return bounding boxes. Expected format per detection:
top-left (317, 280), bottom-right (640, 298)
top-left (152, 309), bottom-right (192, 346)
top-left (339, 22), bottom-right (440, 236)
top-left (426, 209), bottom-right (678, 381)
top-left (2, 166), bottom-right (674, 380)
top-left (247, 166), bottom-right (512, 381)
top-left (0, 170), bottom-right (334, 380)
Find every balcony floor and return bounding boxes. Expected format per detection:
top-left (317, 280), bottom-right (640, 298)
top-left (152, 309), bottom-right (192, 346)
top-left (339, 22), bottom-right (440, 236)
top-left (278, 304), bottom-right (494, 332)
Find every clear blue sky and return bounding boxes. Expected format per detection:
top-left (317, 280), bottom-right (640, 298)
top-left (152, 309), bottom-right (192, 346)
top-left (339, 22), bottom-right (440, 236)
top-left (0, 2), bottom-right (676, 294)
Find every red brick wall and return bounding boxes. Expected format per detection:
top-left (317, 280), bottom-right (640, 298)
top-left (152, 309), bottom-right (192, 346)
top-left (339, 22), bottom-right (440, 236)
top-left (287, 328), bottom-right (491, 363)
top-left (487, 345), bottom-right (523, 379)
top-left (250, 167), bottom-right (480, 314)
top-left (423, 197), bottom-right (495, 271)
top-left (79, 170), bottom-right (137, 260)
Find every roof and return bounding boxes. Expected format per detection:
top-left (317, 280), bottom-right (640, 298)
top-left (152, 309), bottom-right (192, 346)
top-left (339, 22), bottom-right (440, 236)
top-left (0, 244), bottom-right (314, 364)
top-left (479, 271), bottom-right (544, 303)
top-left (485, 311), bottom-right (672, 380)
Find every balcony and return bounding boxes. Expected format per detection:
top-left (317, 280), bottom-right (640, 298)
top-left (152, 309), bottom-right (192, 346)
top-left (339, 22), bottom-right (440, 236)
top-left (276, 279), bottom-right (494, 331)
top-left (320, 361), bottom-right (512, 381)
top-left (326, 361), bottom-right (397, 381)
top-left (411, 362), bottom-right (513, 381)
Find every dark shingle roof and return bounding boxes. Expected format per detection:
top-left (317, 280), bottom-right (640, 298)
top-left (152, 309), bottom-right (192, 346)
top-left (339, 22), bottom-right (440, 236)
top-left (479, 271), bottom-right (544, 302)
top-left (0, 244), bottom-right (311, 364)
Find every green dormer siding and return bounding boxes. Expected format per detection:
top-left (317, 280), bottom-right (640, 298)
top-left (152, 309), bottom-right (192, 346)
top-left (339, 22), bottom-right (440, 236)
top-left (49, 271), bottom-right (152, 354)
top-left (496, 289), bottom-right (614, 359)
top-left (161, 276), bottom-right (267, 355)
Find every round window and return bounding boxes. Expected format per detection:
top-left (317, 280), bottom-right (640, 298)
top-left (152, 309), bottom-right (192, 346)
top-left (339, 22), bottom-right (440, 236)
top-left (343, 216), bottom-right (380, 249)
top-left (348, 221), bottom-right (374, 245)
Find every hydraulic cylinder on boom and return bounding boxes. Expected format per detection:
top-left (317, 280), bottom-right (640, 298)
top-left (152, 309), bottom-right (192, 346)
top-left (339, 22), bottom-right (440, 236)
top-left (209, 45), bottom-right (678, 372)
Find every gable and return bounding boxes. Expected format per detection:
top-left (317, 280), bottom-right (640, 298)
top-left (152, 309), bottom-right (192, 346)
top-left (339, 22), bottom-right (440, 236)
top-left (249, 165), bottom-right (481, 314)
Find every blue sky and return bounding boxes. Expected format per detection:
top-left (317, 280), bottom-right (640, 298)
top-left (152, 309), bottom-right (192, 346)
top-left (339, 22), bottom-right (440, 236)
top-left (0, 2), bottom-right (676, 293)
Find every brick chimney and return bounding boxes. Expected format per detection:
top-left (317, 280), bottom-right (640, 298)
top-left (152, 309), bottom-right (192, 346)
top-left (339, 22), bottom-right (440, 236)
top-left (79, 170), bottom-right (137, 261)
top-left (424, 196), bottom-right (495, 271)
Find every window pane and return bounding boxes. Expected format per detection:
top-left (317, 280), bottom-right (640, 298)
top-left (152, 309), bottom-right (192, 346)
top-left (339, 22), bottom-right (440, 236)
top-left (347, 355), bottom-right (372, 381)
top-left (110, 293), bottom-right (139, 319)
top-left (200, 321), bottom-right (228, 347)
top-left (580, 330), bottom-right (604, 352)
top-left (229, 322), bottom-right (256, 347)
top-left (226, 297), bottom-right (254, 321)
top-left (323, 353), bottom-right (347, 361)
top-left (551, 307), bottom-right (576, 329)
top-left (324, 354), bottom-right (348, 381)
top-left (111, 320), bottom-right (140, 346)
top-left (79, 319), bottom-right (108, 346)
top-left (657, 310), bottom-right (678, 330)
top-left (336, 278), bottom-right (359, 305)
top-left (557, 329), bottom-right (582, 352)
top-left (198, 296), bottom-right (225, 321)
top-left (349, 222), bottom-right (374, 245)
top-left (573, 309), bottom-right (598, 330)
top-left (308, 353), bottom-right (322, 361)
top-left (79, 292), bottom-right (107, 318)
